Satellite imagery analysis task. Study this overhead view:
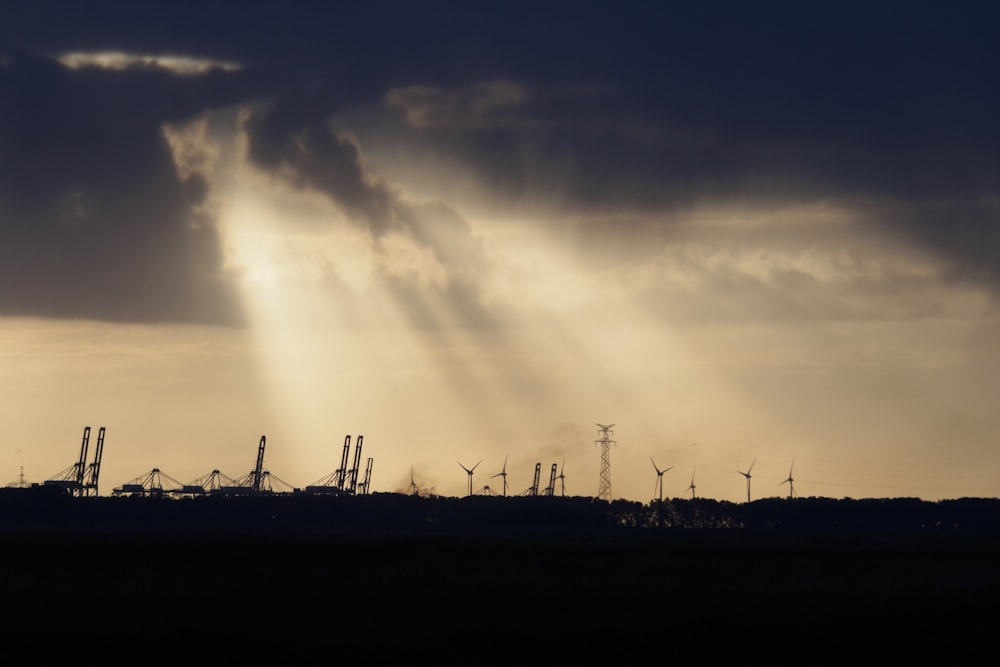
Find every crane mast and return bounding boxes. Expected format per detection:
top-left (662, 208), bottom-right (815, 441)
top-left (84, 426), bottom-right (106, 496)
top-left (75, 426), bottom-right (91, 494)
top-left (349, 435), bottom-right (364, 493)
top-left (359, 457), bottom-right (374, 495)
top-left (252, 435), bottom-right (266, 492)
top-left (336, 435), bottom-right (351, 490)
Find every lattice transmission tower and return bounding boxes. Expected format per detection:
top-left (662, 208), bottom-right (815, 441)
top-left (595, 423), bottom-right (616, 501)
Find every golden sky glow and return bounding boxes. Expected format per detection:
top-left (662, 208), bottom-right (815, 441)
top-left (5, 104), bottom-right (1000, 502)
top-left (4, 14), bottom-right (1000, 503)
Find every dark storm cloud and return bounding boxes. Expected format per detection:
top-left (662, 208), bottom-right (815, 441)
top-left (3, 0), bottom-right (1000, 324)
top-left (0, 46), bottom-right (274, 323)
top-left (244, 116), bottom-right (397, 237)
top-left (373, 3), bottom-right (1000, 285)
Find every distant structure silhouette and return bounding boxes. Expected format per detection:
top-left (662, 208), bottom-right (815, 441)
top-left (408, 466), bottom-right (420, 496)
top-left (6, 466), bottom-right (30, 489)
top-left (113, 467), bottom-right (184, 496)
top-left (184, 469), bottom-right (239, 494)
top-left (226, 435), bottom-right (297, 495)
top-left (250, 435), bottom-right (266, 492)
top-left (45, 426), bottom-right (106, 497)
top-left (347, 435), bottom-right (365, 494)
top-left (523, 462), bottom-right (542, 496)
top-left (306, 434), bottom-right (367, 495)
top-left (81, 426), bottom-right (106, 497)
top-left (458, 460), bottom-right (482, 497)
top-left (780, 458), bottom-right (796, 499)
top-left (357, 457), bottom-right (374, 495)
top-left (738, 458), bottom-right (756, 503)
top-left (492, 455), bottom-right (509, 497)
top-left (651, 457), bottom-right (673, 503)
top-left (595, 424), bottom-right (616, 501)
top-left (543, 463), bottom-right (558, 496)
top-left (686, 466), bottom-right (697, 499)
top-left (557, 458), bottom-right (566, 497)
top-left (336, 435), bottom-right (352, 490)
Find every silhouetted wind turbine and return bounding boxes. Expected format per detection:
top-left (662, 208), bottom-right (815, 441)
top-left (492, 455), bottom-right (509, 497)
top-left (686, 466), bottom-right (697, 500)
top-left (408, 466), bottom-right (419, 496)
top-left (738, 458), bottom-right (756, 503)
top-left (557, 458), bottom-right (566, 496)
top-left (780, 458), bottom-right (796, 499)
top-left (458, 459), bottom-right (482, 497)
top-left (650, 457), bottom-right (673, 503)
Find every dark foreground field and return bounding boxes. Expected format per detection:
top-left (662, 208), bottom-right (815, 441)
top-left (3, 490), bottom-right (999, 661)
top-left (4, 528), bottom-right (1000, 662)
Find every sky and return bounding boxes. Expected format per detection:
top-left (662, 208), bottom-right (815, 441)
top-left (2, 1), bottom-right (1000, 503)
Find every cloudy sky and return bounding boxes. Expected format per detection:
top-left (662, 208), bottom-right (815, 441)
top-left (3, 1), bottom-right (1000, 502)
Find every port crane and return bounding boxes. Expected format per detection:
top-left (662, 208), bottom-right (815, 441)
top-left (250, 435), bottom-right (266, 492)
top-left (82, 426), bottom-right (106, 496)
top-left (348, 435), bottom-right (364, 494)
top-left (305, 434), bottom-right (368, 495)
top-left (523, 462), bottom-right (542, 496)
top-left (543, 463), bottom-right (558, 496)
top-left (357, 457), bottom-right (374, 495)
top-left (45, 426), bottom-right (106, 497)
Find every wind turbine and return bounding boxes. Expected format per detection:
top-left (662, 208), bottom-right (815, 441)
top-left (458, 460), bottom-right (482, 497)
top-left (492, 455), bottom-right (509, 497)
top-left (738, 458), bottom-right (756, 503)
top-left (780, 458), bottom-right (796, 499)
top-left (650, 457), bottom-right (673, 503)
top-left (556, 458), bottom-right (566, 496)
top-left (686, 466), bottom-right (697, 500)
top-left (408, 466), bottom-right (419, 496)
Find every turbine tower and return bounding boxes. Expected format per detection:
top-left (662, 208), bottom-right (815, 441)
top-left (492, 455), bottom-right (509, 497)
top-left (651, 457), bottom-right (672, 503)
top-left (738, 458), bottom-right (756, 503)
top-left (557, 458), bottom-right (566, 497)
top-left (458, 459), bottom-right (482, 497)
top-left (595, 423), bottom-right (616, 501)
top-left (686, 466), bottom-right (697, 500)
top-left (780, 458), bottom-right (796, 499)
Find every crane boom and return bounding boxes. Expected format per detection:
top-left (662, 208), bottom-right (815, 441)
top-left (337, 435), bottom-right (351, 490)
top-left (359, 457), bottom-right (374, 495)
top-left (349, 435), bottom-right (364, 493)
top-left (75, 426), bottom-right (91, 492)
top-left (84, 426), bottom-right (106, 496)
top-left (252, 435), bottom-right (266, 492)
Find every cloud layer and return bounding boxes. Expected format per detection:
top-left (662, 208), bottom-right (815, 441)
top-left (2, 2), bottom-right (1000, 324)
